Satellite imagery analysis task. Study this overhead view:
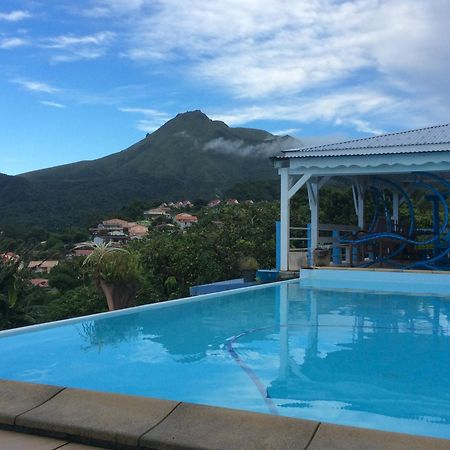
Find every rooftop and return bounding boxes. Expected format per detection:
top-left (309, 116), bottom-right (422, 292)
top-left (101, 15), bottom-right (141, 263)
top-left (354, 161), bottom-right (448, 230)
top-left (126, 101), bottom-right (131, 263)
top-left (274, 123), bottom-right (450, 159)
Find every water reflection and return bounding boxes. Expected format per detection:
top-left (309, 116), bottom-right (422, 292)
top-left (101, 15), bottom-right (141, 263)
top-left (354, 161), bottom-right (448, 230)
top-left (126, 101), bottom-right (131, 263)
top-left (263, 283), bottom-right (450, 424)
top-left (80, 314), bottom-right (141, 350)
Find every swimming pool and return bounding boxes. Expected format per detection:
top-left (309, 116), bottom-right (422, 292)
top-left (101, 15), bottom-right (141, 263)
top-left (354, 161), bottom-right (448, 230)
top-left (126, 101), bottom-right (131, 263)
top-left (1, 278), bottom-right (449, 439)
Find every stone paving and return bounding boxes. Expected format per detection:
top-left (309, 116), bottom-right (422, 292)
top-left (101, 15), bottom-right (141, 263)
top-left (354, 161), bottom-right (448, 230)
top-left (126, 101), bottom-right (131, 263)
top-left (1, 379), bottom-right (450, 450)
top-left (0, 429), bottom-right (105, 450)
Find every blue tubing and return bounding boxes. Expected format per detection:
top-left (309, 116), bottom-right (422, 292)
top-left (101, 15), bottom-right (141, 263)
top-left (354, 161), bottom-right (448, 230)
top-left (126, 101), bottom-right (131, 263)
top-left (341, 178), bottom-right (447, 247)
top-left (355, 177), bottom-right (415, 266)
top-left (404, 172), bottom-right (450, 269)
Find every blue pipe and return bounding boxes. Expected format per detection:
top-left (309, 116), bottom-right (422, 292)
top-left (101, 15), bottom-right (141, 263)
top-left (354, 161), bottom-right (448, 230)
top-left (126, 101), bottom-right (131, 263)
top-left (341, 178), bottom-right (446, 247)
top-left (356, 177), bottom-right (415, 266)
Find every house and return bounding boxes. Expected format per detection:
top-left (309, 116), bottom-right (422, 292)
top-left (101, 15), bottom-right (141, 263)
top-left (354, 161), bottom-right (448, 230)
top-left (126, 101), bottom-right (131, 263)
top-left (30, 278), bottom-right (49, 288)
top-left (144, 207), bottom-right (170, 219)
top-left (129, 224), bottom-right (149, 238)
top-left (1, 252), bottom-right (19, 264)
top-left (226, 198), bottom-right (239, 205)
top-left (28, 260), bottom-right (59, 274)
top-left (102, 218), bottom-right (130, 228)
top-left (175, 213), bottom-right (198, 230)
top-left (208, 199), bottom-right (221, 207)
top-left (155, 223), bottom-right (177, 232)
top-left (90, 218), bottom-right (149, 246)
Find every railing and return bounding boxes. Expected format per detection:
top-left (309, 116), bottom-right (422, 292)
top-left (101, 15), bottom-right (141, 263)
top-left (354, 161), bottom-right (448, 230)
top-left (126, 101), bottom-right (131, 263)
top-left (289, 226), bottom-right (309, 250)
top-left (289, 223), bottom-right (360, 267)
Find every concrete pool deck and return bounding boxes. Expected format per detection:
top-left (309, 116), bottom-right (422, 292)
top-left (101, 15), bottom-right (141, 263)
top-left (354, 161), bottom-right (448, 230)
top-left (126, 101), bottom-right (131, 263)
top-left (1, 380), bottom-right (449, 450)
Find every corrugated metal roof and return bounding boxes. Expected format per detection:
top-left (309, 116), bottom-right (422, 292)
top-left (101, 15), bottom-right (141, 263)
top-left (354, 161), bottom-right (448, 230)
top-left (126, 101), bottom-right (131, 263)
top-left (275, 123), bottom-right (450, 159)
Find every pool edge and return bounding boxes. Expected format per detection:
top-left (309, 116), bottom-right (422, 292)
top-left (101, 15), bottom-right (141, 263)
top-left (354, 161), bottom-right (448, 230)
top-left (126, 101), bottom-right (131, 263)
top-left (1, 379), bottom-right (449, 450)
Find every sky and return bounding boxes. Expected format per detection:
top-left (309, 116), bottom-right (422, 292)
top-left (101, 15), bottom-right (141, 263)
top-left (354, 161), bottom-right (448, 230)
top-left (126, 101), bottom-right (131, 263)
top-left (0, 0), bottom-right (449, 175)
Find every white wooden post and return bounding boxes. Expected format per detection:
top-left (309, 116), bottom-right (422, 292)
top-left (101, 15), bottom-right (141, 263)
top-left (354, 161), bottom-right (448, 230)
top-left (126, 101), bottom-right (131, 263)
top-left (352, 179), bottom-right (365, 229)
top-left (307, 179), bottom-right (319, 265)
top-left (357, 187), bottom-right (365, 229)
top-left (280, 168), bottom-right (290, 271)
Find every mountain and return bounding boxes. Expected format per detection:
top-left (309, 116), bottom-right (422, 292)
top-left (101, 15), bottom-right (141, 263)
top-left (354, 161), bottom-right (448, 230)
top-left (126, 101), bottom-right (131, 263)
top-left (0, 111), bottom-right (301, 231)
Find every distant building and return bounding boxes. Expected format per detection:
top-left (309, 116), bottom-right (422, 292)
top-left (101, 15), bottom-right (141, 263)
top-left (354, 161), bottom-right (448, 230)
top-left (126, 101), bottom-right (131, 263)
top-left (155, 223), bottom-right (177, 232)
top-left (28, 260), bottom-right (59, 274)
top-left (143, 207), bottom-right (170, 219)
top-left (175, 213), bottom-right (198, 230)
top-left (90, 218), bottom-right (148, 246)
top-left (30, 278), bottom-right (49, 288)
top-left (208, 199), bottom-right (221, 207)
top-left (102, 218), bottom-right (130, 228)
top-left (226, 198), bottom-right (239, 205)
top-left (1, 252), bottom-right (19, 264)
top-left (129, 224), bottom-right (149, 238)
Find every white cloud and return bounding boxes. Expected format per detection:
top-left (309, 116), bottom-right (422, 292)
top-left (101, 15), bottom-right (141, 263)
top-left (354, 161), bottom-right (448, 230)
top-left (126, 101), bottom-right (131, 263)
top-left (12, 79), bottom-right (61, 94)
top-left (41, 32), bottom-right (115, 62)
top-left (118, 106), bottom-right (171, 132)
top-left (119, 107), bottom-right (167, 116)
top-left (210, 88), bottom-right (397, 126)
top-left (0, 10), bottom-right (32, 21)
top-left (40, 101), bottom-right (66, 108)
top-left (272, 128), bottom-right (302, 136)
top-left (84, 0), bottom-right (145, 15)
top-left (0, 37), bottom-right (28, 49)
top-left (108, 0), bottom-right (449, 131)
top-left (42, 32), bottom-right (115, 49)
top-left (203, 135), bottom-right (302, 158)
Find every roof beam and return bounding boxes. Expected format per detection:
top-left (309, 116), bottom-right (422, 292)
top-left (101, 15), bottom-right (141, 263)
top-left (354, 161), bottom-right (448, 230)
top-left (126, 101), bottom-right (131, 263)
top-left (288, 173), bottom-right (311, 199)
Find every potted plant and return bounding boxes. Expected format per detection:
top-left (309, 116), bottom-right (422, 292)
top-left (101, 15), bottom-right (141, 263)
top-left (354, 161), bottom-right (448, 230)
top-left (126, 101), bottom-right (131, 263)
top-left (239, 256), bottom-right (259, 282)
top-left (313, 245), bottom-right (331, 267)
top-left (81, 243), bottom-right (141, 311)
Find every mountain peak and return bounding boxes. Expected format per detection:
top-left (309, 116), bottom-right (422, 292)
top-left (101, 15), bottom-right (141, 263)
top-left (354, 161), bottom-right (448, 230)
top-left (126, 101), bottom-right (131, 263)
top-left (153, 109), bottom-right (225, 138)
top-left (173, 110), bottom-right (210, 122)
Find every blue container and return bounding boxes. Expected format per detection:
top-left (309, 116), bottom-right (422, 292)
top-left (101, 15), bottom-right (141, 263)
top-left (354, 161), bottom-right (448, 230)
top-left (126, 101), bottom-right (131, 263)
top-left (256, 269), bottom-right (279, 283)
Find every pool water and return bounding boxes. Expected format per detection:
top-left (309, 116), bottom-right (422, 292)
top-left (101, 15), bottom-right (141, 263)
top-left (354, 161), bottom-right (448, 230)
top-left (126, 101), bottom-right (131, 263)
top-left (1, 280), bottom-right (450, 439)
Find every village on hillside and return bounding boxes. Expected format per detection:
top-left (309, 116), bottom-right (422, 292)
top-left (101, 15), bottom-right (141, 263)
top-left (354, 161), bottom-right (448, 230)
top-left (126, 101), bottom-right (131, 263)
top-left (2, 198), bottom-right (254, 288)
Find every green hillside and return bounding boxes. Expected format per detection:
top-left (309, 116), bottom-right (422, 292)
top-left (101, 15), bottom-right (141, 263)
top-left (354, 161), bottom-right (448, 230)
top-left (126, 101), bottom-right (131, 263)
top-left (0, 110), bottom-right (301, 231)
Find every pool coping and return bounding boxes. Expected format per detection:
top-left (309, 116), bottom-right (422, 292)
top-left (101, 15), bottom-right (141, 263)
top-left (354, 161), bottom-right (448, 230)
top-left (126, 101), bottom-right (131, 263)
top-left (1, 380), bottom-right (449, 450)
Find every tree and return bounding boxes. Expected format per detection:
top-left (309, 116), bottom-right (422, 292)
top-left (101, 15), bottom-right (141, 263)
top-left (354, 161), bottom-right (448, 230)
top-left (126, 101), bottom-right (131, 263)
top-left (0, 256), bottom-right (47, 330)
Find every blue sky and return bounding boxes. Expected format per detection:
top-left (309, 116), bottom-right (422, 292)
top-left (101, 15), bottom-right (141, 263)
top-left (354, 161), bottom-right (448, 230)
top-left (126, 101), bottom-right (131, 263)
top-left (0, 0), bottom-right (449, 175)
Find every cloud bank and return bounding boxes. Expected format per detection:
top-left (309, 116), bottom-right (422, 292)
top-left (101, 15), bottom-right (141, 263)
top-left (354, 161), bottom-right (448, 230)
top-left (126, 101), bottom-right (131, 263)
top-left (203, 135), bottom-right (303, 158)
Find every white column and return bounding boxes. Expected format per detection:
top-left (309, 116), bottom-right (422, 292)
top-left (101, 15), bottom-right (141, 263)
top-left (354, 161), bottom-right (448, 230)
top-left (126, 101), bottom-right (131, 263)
top-left (353, 179), bottom-right (365, 229)
top-left (307, 179), bottom-right (319, 265)
top-left (357, 187), bottom-right (365, 229)
top-left (280, 168), bottom-right (290, 271)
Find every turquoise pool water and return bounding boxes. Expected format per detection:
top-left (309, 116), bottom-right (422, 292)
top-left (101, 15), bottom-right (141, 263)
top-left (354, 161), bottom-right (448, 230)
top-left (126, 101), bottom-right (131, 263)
top-left (1, 280), bottom-right (450, 439)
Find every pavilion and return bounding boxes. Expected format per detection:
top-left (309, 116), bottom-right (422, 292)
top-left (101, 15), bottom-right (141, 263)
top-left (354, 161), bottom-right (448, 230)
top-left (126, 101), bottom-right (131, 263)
top-left (272, 124), bottom-right (450, 271)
